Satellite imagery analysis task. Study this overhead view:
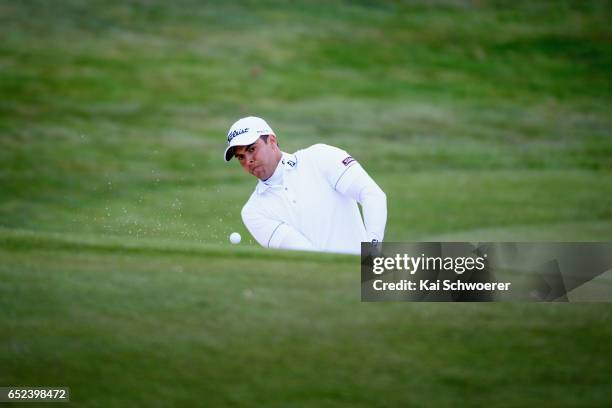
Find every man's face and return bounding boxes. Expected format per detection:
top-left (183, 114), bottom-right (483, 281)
top-left (233, 135), bottom-right (281, 180)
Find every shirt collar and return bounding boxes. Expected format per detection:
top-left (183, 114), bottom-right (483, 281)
top-left (256, 152), bottom-right (298, 195)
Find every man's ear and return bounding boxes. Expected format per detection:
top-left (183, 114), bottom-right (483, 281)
top-left (268, 134), bottom-right (278, 147)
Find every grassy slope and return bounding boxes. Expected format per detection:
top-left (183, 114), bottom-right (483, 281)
top-left (1, 0), bottom-right (611, 243)
top-left (1, 0), bottom-right (612, 406)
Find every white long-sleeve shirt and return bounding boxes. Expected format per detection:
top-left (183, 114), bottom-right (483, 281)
top-left (241, 144), bottom-right (387, 255)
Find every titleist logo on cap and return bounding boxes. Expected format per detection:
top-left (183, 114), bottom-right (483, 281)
top-left (227, 128), bottom-right (249, 142)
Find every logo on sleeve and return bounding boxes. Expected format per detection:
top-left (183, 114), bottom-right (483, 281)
top-left (342, 156), bottom-right (355, 166)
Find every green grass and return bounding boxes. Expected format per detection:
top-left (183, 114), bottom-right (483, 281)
top-left (1, 0), bottom-right (612, 406)
top-left (2, 235), bottom-right (612, 407)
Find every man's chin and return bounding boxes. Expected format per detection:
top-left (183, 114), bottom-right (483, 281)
top-left (251, 167), bottom-right (266, 179)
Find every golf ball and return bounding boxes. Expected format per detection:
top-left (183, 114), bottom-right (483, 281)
top-left (229, 232), bottom-right (241, 244)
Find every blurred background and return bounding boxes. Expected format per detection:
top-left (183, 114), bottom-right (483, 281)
top-left (1, 0), bottom-right (611, 406)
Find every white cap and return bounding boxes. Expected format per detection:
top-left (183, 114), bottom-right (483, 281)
top-left (224, 116), bottom-right (274, 162)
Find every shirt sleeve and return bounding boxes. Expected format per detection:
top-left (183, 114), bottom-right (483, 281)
top-left (309, 144), bottom-right (360, 189)
top-left (241, 205), bottom-right (316, 252)
top-left (272, 223), bottom-right (317, 251)
top-left (331, 160), bottom-right (387, 243)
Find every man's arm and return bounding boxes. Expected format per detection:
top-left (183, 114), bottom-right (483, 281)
top-left (309, 144), bottom-right (387, 242)
top-left (241, 206), bottom-right (316, 251)
top-left (335, 163), bottom-right (387, 242)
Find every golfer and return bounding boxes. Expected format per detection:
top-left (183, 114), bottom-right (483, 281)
top-left (224, 116), bottom-right (387, 255)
